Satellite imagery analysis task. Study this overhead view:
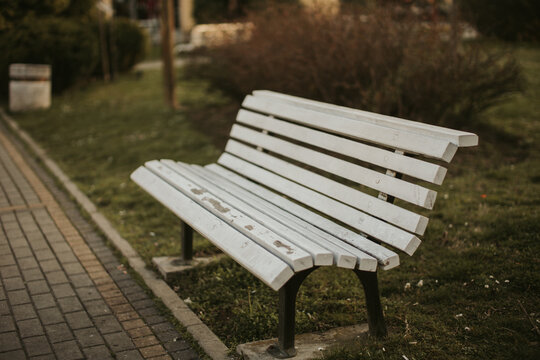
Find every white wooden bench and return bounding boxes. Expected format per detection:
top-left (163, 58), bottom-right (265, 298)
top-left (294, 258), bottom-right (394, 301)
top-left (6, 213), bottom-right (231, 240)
top-left (131, 90), bottom-right (478, 358)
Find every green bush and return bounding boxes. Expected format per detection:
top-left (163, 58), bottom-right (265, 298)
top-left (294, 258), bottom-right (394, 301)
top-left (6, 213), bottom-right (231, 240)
top-left (110, 18), bottom-right (147, 73)
top-left (93, 18), bottom-right (147, 78)
top-left (191, 4), bottom-right (523, 127)
top-left (458, 0), bottom-right (540, 42)
top-left (0, 17), bottom-right (99, 94)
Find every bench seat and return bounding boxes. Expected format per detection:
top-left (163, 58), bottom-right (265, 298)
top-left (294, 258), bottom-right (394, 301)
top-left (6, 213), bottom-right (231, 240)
top-left (131, 90), bottom-right (478, 357)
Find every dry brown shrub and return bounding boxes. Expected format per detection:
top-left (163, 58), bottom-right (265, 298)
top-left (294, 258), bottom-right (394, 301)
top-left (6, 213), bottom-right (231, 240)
top-left (190, 3), bottom-right (522, 126)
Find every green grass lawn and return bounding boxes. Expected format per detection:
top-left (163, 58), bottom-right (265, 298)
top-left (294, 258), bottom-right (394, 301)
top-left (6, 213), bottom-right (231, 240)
top-left (6, 44), bottom-right (540, 360)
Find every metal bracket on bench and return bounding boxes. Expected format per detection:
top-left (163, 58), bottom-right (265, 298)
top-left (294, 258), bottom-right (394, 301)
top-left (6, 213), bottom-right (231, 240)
top-left (267, 267), bottom-right (318, 358)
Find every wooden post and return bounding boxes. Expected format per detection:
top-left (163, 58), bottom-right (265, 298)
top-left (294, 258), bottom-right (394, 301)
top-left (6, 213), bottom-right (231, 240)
top-left (160, 0), bottom-right (178, 109)
top-left (98, 12), bottom-right (111, 82)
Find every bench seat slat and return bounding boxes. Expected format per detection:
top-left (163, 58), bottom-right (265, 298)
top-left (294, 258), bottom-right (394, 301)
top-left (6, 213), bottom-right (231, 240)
top-left (253, 90), bottom-right (479, 147)
top-left (230, 125), bottom-right (437, 210)
top-left (225, 139), bottom-right (429, 234)
top-left (182, 163), bottom-right (378, 271)
top-left (205, 164), bottom-right (400, 269)
top-left (161, 160), bottom-right (343, 269)
top-left (217, 153), bottom-right (421, 255)
top-left (144, 161), bottom-right (314, 272)
top-left (237, 109), bottom-right (447, 185)
top-left (130, 167), bottom-right (294, 290)
top-left (242, 95), bottom-right (458, 162)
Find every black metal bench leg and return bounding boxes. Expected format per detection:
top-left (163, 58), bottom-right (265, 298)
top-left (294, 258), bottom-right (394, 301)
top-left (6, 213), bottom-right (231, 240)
top-left (354, 270), bottom-right (387, 338)
top-left (181, 221), bottom-right (193, 261)
top-left (267, 268), bottom-right (317, 358)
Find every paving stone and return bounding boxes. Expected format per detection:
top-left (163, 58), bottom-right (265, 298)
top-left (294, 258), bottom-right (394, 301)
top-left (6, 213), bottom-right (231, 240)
top-left (65, 311), bottom-right (93, 330)
top-left (171, 348), bottom-right (200, 360)
top-left (52, 340), bottom-right (83, 360)
top-left (0, 253), bottom-right (15, 266)
top-left (57, 296), bottom-right (83, 314)
top-left (63, 263), bottom-right (85, 276)
top-left (22, 268), bottom-right (44, 281)
top-left (51, 283), bottom-right (75, 299)
top-left (39, 259), bottom-right (61, 273)
top-left (18, 318), bottom-right (44, 338)
top-left (34, 249), bottom-right (55, 261)
top-left (56, 251), bottom-right (78, 264)
top-left (140, 344), bottom-right (167, 358)
top-left (116, 311), bottom-right (139, 322)
top-left (115, 349), bottom-right (144, 360)
top-left (94, 315), bottom-right (122, 334)
top-left (7, 289), bottom-right (30, 305)
top-left (0, 286), bottom-right (5, 301)
top-left (83, 345), bottom-right (114, 360)
top-left (32, 293), bottom-right (56, 310)
top-left (164, 339), bottom-right (191, 352)
top-left (0, 300), bottom-right (9, 315)
top-left (45, 323), bottom-right (73, 343)
top-left (74, 327), bottom-right (104, 347)
top-left (132, 299), bottom-right (154, 310)
top-left (12, 303), bottom-right (37, 321)
top-left (0, 265), bottom-right (19, 278)
top-left (12, 246), bottom-right (33, 259)
top-left (27, 280), bottom-right (50, 295)
top-left (68, 273), bottom-right (93, 288)
top-left (104, 331), bottom-right (135, 352)
top-left (38, 307), bottom-right (64, 325)
top-left (126, 291), bottom-right (149, 302)
top-left (133, 335), bottom-right (159, 348)
top-left (128, 326), bottom-right (155, 339)
top-left (121, 319), bottom-right (146, 331)
top-left (18, 257), bottom-right (38, 270)
top-left (155, 330), bottom-right (182, 343)
top-left (145, 315), bottom-right (167, 325)
top-left (0, 349), bottom-right (26, 360)
top-left (84, 299), bottom-right (112, 318)
top-left (45, 270), bottom-right (69, 285)
top-left (0, 315), bottom-right (16, 332)
top-left (76, 287), bottom-right (101, 302)
top-left (23, 335), bottom-right (52, 357)
top-left (3, 276), bottom-right (25, 291)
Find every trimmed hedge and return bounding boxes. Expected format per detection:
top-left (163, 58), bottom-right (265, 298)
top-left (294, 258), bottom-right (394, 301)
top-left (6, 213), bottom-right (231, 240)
top-left (0, 17), bottom-right (99, 94)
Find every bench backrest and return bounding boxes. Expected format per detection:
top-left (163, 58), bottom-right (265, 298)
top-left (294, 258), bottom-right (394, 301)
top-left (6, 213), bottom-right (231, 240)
top-left (217, 91), bottom-right (478, 257)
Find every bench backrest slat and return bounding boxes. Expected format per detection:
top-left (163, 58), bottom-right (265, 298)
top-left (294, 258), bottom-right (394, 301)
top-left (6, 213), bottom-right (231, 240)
top-left (229, 125), bottom-right (437, 210)
top-left (252, 90), bottom-right (479, 147)
top-left (237, 109), bottom-right (448, 185)
top-left (242, 95), bottom-right (458, 162)
top-left (217, 153), bottom-right (421, 255)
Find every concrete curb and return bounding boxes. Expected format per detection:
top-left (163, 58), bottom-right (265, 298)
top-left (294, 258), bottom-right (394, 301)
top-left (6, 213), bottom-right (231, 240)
top-left (0, 108), bottom-right (231, 360)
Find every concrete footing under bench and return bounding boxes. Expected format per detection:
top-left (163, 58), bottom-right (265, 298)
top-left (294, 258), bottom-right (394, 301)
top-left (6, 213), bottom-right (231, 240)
top-left (237, 324), bottom-right (369, 359)
top-left (152, 256), bottom-right (216, 280)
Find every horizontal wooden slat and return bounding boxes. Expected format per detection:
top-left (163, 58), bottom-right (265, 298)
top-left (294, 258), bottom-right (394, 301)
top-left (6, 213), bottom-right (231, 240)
top-left (130, 167), bottom-right (293, 290)
top-left (161, 160), bottom-right (340, 268)
top-left (225, 139), bottom-right (430, 233)
top-left (144, 161), bottom-right (313, 272)
top-left (179, 162), bottom-right (378, 271)
top-left (253, 90), bottom-right (479, 147)
top-left (230, 125), bottom-right (437, 211)
top-left (206, 163), bottom-right (400, 269)
top-left (242, 95), bottom-right (458, 162)
top-left (237, 109), bottom-right (447, 185)
top-left (217, 153), bottom-right (421, 255)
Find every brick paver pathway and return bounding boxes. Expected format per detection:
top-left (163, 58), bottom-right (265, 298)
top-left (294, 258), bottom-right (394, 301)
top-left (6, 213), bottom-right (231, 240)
top-left (0, 126), bottom-right (199, 359)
